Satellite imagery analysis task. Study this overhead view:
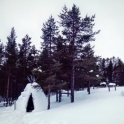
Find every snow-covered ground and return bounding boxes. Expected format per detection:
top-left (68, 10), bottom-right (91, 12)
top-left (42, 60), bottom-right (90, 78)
top-left (0, 87), bottom-right (124, 124)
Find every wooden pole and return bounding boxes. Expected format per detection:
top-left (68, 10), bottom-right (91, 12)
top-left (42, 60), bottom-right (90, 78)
top-left (14, 100), bottom-right (16, 110)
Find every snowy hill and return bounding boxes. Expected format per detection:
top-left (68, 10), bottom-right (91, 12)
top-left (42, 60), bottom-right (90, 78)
top-left (0, 87), bottom-right (124, 124)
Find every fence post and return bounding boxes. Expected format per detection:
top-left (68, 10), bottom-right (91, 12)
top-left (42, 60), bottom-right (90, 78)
top-left (14, 100), bottom-right (16, 110)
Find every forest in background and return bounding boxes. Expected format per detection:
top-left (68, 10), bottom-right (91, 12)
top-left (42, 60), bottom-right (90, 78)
top-left (0, 4), bottom-right (124, 109)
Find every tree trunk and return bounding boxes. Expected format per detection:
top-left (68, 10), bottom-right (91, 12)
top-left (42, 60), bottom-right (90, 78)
top-left (82, 83), bottom-right (84, 91)
top-left (9, 77), bottom-right (12, 105)
top-left (4, 82), bottom-right (7, 106)
top-left (6, 66), bottom-right (10, 106)
top-left (47, 86), bottom-right (50, 110)
top-left (71, 21), bottom-right (75, 103)
top-left (56, 90), bottom-right (58, 102)
top-left (71, 63), bottom-right (75, 102)
top-left (59, 90), bottom-right (61, 102)
top-left (87, 80), bottom-right (90, 94)
top-left (47, 30), bottom-right (52, 109)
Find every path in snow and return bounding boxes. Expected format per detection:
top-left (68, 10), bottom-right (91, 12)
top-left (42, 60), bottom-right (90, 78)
top-left (12, 112), bottom-right (25, 124)
top-left (0, 106), bottom-right (25, 124)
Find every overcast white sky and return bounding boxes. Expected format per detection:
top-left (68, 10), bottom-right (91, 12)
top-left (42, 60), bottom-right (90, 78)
top-left (0, 0), bottom-right (124, 60)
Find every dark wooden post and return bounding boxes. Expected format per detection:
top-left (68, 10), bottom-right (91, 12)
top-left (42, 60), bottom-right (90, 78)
top-left (59, 90), bottom-right (61, 102)
top-left (87, 80), bottom-right (90, 94)
top-left (108, 85), bottom-right (110, 92)
top-left (56, 90), bottom-right (58, 102)
top-left (67, 90), bottom-right (69, 97)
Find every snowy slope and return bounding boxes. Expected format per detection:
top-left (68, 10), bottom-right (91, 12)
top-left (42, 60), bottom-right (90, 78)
top-left (0, 87), bottom-right (124, 124)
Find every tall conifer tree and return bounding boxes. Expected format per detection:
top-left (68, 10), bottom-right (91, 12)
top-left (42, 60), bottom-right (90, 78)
top-left (59, 4), bottom-right (100, 102)
top-left (5, 27), bottom-right (18, 105)
top-left (41, 15), bottom-right (59, 109)
top-left (18, 35), bottom-right (32, 90)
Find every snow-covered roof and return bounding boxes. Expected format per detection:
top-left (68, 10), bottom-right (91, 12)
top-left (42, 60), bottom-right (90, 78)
top-left (108, 83), bottom-right (116, 86)
top-left (16, 82), bottom-right (47, 112)
top-left (100, 82), bottom-right (106, 85)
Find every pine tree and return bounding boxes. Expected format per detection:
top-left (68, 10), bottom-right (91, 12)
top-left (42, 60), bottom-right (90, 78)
top-left (102, 58), bottom-right (107, 81)
top-left (0, 40), bottom-right (5, 98)
top-left (77, 44), bottom-right (99, 94)
top-left (18, 35), bottom-right (32, 91)
top-left (0, 40), bottom-right (4, 65)
top-left (113, 58), bottom-right (124, 86)
top-left (40, 15), bottom-right (59, 109)
top-left (5, 27), bottom-right (18, 105)
top-left (27, 45), bottom-right (39, 75)
top-left (107, 60), bottom-right (113, 83)
top-left (30, 45), bottom-right (39, 68)
top-left (59, 4), bottom-right (100, 102)
top-left (52, 35), bottom-right (69, 101)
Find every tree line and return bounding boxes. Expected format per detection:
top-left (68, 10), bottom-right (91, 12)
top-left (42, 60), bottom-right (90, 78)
top-left (0, 4), bottom-right (124, 109)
